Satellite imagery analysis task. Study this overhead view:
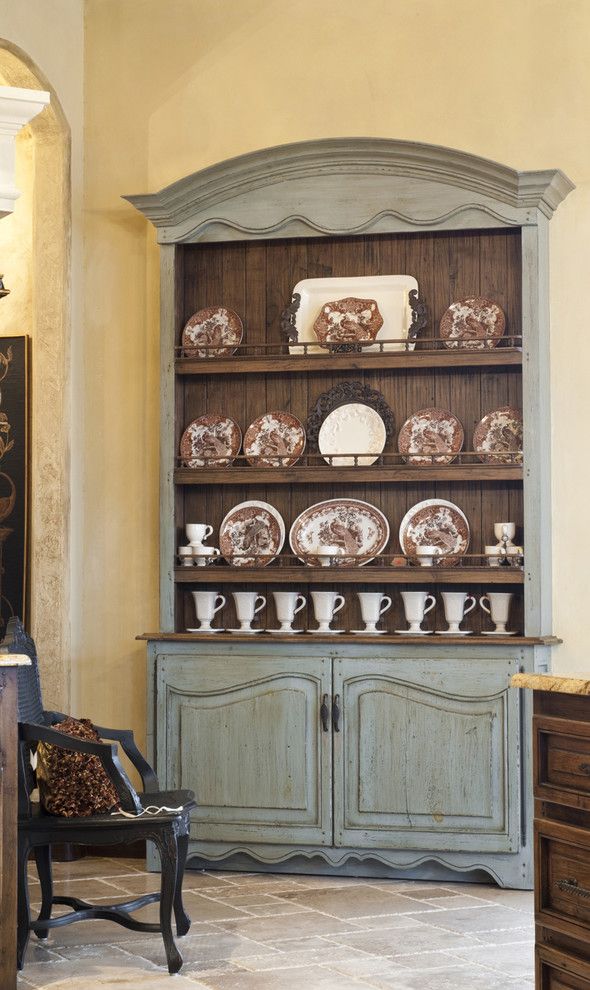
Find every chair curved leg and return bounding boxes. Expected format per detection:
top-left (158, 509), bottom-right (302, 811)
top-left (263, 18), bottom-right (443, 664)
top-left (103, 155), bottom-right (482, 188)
top-left (34, 845), bottom-right (53, 939)
top-left (155, 827), bottom-right (182, 974)
top-left (174, 829), bottom-right (191, 937)
top-left (17, 835), bottom-right (31, 969)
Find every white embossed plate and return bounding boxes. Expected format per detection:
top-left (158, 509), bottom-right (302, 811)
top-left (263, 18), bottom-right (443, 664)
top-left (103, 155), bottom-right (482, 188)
top-left (473, 406), bottom-right (523, 464)
top-left (319, 403), bottom-right (386, 466)
top-left (290, 498), bottom-right (389, 567)
top-left (399, 499), bottom-right (470, 566)
top-left (244, 411), bottom-right (305, 467)
top-left (290, 275), bottom-right (419, 355)
top-left (219, 500), bottom-right (285, 567)
top-left (398, 408), bottom-right (464, 465)
top-left (179, 415), bottom-right (241, 468)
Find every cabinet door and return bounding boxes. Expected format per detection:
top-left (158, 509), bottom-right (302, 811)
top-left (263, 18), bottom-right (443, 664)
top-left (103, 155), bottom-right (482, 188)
top-left (157, 653), bottom-right (332, 846)
top-left (333, 656), bottom-right (520, 853)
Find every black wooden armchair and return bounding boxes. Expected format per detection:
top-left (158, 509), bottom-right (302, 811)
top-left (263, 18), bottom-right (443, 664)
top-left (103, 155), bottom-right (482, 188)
top-left (2, 617), bottom-right (196, 975)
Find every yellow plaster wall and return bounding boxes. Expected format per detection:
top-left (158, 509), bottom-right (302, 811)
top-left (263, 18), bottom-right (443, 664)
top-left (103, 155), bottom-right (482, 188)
top-left (79, 0), bottom-right (588, 732)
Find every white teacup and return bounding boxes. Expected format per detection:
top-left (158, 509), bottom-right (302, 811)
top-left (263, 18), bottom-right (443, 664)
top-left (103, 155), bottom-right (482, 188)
top-left (272, 591), bottom-right (306, 632)
top-left (311, 591), bottom-right (345, 632)
top-left (178, 545), bottom-right (194, 567)
top-left (191, 591), bottom-right (225, 631)
top-left (415, 545), bottom-right (440, 567)
top-left (357, 592), bottom-right (392, 633)
top-left (192, 544), bottom-right (221, 567)
top-left (314, 545), bottom-right (344, 567)
top-left (493, 522), bottom-right (516, 543)
top-left (480, 592), bottom-right (513, 634)
top-left (400, 591), bottom-right (436, 634)
top-left (484, 545), bottom-right (503, 567)
top-left (441, 591), bottom-right (476, 634)
top-left (232, 592), bottom-right (266, 630)
top-left (186, 523), bottom-right (213, 547)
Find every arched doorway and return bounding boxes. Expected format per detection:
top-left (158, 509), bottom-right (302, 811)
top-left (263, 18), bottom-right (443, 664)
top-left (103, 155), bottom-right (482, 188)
top-left (0, 41), bottom-right (71, 710)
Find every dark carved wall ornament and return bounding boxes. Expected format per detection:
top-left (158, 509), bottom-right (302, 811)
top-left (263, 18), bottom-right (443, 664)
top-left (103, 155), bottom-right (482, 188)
top-left (408, 289), bottom-right (429, 342)
top-left (279, 293), bottom-right (301, 343)
top-left (306, 381), bottom-right (395, 451)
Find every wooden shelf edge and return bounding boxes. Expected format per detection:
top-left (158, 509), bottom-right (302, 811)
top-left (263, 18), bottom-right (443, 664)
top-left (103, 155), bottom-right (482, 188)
top-left (175, 465), bottom-right (524, 485)
top-left (173, 566), bottom-right (525, 584)
top-left (137, 632), bottom-right (560, 646)
top-left (175, 349), bottom-right (523, 376)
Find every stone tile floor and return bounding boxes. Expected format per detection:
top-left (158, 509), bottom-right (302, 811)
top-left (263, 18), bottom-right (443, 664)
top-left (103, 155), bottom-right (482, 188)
top-left (18, 857), bottom-right (534, 989)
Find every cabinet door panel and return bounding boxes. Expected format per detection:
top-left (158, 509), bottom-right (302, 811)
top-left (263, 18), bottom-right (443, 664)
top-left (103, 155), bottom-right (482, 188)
top-left (334, 656), bottom-right (520, 852)
top-left (157, 653), bottom-right (332, 846)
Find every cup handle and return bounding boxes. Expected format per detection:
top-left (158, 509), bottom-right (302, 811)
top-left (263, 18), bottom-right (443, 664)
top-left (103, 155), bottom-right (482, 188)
top-left (293, 595), bottom-right (306, 615)
top-left (213, 594), bottom-right (226, 615)
top-left (333, 595), bottom-right (345, 615)
top-left (211, 547), bottom-right (221, 556)
top-left (380, 596), bottom-right (393, 615)
top-left (479, 595), bottom-right (491, 615)
top-left (205, 524), bottom-right (214, 539)
top-left (254, 595), bottom-right (266, 615)
top-left (424, 594), bottom-right (436, 615)
top-left (464, 595), bottom-right (476, 616)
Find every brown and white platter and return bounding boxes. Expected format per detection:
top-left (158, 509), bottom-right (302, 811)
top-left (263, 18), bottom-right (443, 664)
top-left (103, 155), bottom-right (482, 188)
top-left (399, 499), bottom-right (470, 566)
top-left (219, 500), bottom-right (285, 567)
top-left (182, 306), bottom-right (243, 358)
top-left (179, 415), bottom-right (241, 468)
top-left (473, 406), bottom-right (523, 464)
top-left (439, 297), bottom-right (505, 350)
top-left (244, 411), bottom-right (305, 467)
top-left (313, 296), bottom-right (383, 346)
top-left (290, 498), bottom-right (390, 567)
top-left (398, 408), bottom-right (464, 465)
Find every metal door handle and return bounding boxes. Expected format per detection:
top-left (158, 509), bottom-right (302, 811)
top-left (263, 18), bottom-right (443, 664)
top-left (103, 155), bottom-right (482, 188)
top-left (332, 694), bottom-right (341, 733)
top-left (320, 694), bottom-right (330, 732)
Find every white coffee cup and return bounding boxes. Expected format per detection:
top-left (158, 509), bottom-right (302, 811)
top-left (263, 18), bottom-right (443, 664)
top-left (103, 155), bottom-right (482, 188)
top-left (441, 591), bottom-right (476, 633)
top-left (178, 545), bottom-right (194, 567)
top-left (272, 591), bottom-right (306, 632)
top-left (191, 591), bottom-right (226, 631)
top-left (484, 545), bottom-right (503, 567)
top-left (357, 592), bottom-right (392, 632)
top-left (186, 523), bottom-right (213, 546)
top-left (493, 522), bottom-right (516, 543)
top-left (415, 545), bottom-right (440, 567)
top-left (480, 592), bottom-right (513, 633)
top-left (192, 544), bottom-right (221, 567)
top-left (400, 591), bottom-right (436, 634)
top-left (232, 592), bottom-right (266, 630)
top-left (314, 545), bottom-right (344, 567)
top-left (311, 591), bottom-right (345, 632)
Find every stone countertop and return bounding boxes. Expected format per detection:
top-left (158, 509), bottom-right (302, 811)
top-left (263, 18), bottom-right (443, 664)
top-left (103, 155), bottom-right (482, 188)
top-left (511, 672), bottom-right (590, 695)
top-left (0, 653), bottom-right (30, 666)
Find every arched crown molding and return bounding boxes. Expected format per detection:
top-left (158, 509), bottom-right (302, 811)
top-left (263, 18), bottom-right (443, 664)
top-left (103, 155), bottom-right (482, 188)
top-left (124, 137), bottom-right (574, 244)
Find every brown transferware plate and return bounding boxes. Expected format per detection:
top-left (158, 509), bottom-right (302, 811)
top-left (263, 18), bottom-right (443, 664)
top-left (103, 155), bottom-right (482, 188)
top-left (473, 406), bottom-right (523, 464)
top-left (219, 500), bottom-right (285, 567)
top-left (398, 408), bottom-right (464, 465)
top-left (313, 297), bottom-right (384, 346)
top-left (179, 415), bottom-right (241, 468)
top-left (290, 498), bottom-right (389, 567)
top-left (244, 411), bottom-right (305, 467)
top-left (399, 499), bottom-right (470, 566)
top-left (439, 297), bottom-right (505, 350)
top-left (182, 306), bottom-right (243, 358)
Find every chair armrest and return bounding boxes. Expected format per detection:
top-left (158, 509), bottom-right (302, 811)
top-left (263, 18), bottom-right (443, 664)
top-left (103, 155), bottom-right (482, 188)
top-left (20, 722), bottom-right (143, 815)
top-left (92, 724), bottom-right (159, 793)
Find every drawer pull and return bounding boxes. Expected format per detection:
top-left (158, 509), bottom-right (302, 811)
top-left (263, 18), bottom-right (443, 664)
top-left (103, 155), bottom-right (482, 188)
top-left (579, 763), bottom-right (590, 775)
top-left (555, 877), bottom-right (590, 899)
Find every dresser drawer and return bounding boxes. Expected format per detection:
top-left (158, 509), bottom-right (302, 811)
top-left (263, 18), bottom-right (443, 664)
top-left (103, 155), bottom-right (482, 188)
top-left (537, 943), bottom-right (590, 989)
top-left (535, 716), bottom-right (590, 810)
top-left (536, 820), bottom-right (590, 935)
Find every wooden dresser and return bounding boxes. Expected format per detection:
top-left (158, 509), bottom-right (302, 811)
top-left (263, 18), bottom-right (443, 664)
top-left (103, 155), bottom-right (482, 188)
top-left (514, 672), bottom-right (590, 987)
top-left (0, 655), bottom-right (30, 990)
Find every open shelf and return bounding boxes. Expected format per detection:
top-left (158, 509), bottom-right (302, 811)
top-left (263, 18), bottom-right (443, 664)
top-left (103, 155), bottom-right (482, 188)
top-left (175, 463), bottom-right (523, 485)
top-left (174, 565), bottom-right (525, 585)
top-left (139, 631), bottom-right (559, 646)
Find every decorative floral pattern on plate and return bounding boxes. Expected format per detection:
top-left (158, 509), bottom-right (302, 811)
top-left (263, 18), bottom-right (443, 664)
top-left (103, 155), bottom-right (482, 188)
top-left (439, 297), bottom-right (505, 350)
top-left (181, 306), bottom-right (243, 358)
top-left (473, 406), bottom-right (523, 464)
top-left (318, 403), bottom-right (387, 466)
top-left (313, 296), bottom-right (383, 346)
top-left (399, 499), bottom-right (470, 566)
top-left (179, 415), bottom-right (241, 468)
top-left (290, 498), bottom-right (389, 567)
top-left (398, 408), bottom-right (464, 465)
top-left (244, 412), bottom-right (305, 467)
top-left (219, 500), bottom-right (285, 567)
